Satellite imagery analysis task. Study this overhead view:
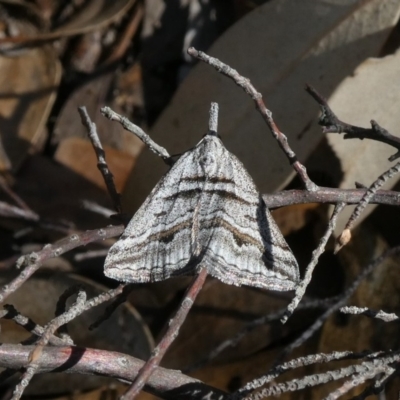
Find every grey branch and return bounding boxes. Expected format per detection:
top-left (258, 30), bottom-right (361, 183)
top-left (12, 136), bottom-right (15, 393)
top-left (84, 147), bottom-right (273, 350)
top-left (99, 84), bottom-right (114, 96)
top-left (281, 202), bottom-right (345, 323)
top-left (101, 106), bottom-right (171, 163)
top-left (0, 344), bottom-right (228, 399)
top-left (122, 268), bottom-right (208, 399)
top-left (306, 85), bottom-right (400, 162)
top-left (11, 290), bottom-right (87, 400)
top-left (340, 306), bottom-right (399, 322)
top-left (187, 47), bottom-right (318, 192)
top-left (78, 106), bottom-right (122, 213)
top-left (243, 245), bottom-right (400, 393)
top-left (237, 350), bottom-right (383, 396)
top-left (242, 353), bottom-right (399, 399)
top-left (0, 225), bottom-right (124, 304)
top-left (0, 305), bottom-right (73, 346)
top-left (335, 161), bottom-right (400, 253)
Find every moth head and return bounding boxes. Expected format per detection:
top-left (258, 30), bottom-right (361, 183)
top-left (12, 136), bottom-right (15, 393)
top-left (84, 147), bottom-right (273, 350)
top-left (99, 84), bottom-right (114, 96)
top-left (198, 135), bottom-right (224, 175)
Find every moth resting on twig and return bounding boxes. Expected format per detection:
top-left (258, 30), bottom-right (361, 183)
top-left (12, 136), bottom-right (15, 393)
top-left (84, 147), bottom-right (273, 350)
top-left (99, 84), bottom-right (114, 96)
top-left (104, 130), bottom-right (299, 291)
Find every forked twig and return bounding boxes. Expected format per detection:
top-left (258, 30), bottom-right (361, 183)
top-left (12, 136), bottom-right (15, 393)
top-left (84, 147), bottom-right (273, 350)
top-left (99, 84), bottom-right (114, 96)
top-left (0, 225), bottom-right (124, 304)
top-left (7, 283), bottom-right (128, 399)
top-left (307, 85), bottom-right (400, 162)
top-left (323, 366), bottom-right (394, 400)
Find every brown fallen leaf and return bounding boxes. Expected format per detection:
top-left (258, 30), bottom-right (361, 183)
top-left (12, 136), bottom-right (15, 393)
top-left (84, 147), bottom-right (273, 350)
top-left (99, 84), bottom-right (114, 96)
top-left (0, 44), bottom-right (61, 171)
top-left (55, 137), bottom-right (135, 193)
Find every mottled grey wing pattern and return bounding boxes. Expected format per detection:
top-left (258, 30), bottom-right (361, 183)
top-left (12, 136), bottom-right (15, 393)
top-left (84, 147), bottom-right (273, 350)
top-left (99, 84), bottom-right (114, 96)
top-left (104, 133), bottom-right (300, 291)
top-left (195, 137), bottom-right (299, 291)
top-left (104, 147), bottom-right (205, 282)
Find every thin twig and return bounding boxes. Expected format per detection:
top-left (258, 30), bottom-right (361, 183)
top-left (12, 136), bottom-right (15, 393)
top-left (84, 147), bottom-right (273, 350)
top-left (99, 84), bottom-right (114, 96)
top-left (323, 366), bottom-right (394, 400)
top-left (281, 202), bottom-right (345, 323)
top-left (307, 85), bottom-right (400, 162)
top-left (89, 284), bottom-right (132, 330)
top-left (55, 286), bottom-right (82, 336)
top-left (241, 354), bottom-right (400, 400)
top-left (101, 106), bottom-right (172, 164)
top-left (262, 187), bottom-right (400, 208)
top-left (242, 246), bottom-right (400, 393)
top-left (0, 175), bottom-right (31, 211)
top-left (335, 162), bottom-right (400, 253)
top-left (82, 199), bottom-right (115, 217)
top-left (11, 290), bottom-right (87, 400)
top-left (0, 225), bottom-right (124, 304)
top-left (340, 306), bottom-right (399, 322)
top-left (78, 106), bottom-right (122, 213)
top-left (3, 284), bottom-right (128, 398)
top-left (0, 344), bottom-right (228, 399)
top-left (0, 305), bottom-right (73, 346)
top-left (237, 350), bottom-right (384, 397)
top-left (122, 268), bottom-right (208, 399)
top-left (187, 47), bottom-right (318, 192)
top-left (0, 201), bottom-right (39, 221)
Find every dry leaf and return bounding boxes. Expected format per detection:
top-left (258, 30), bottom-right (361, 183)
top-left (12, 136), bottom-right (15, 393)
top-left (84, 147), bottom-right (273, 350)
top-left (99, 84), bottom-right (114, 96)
top-left (55, 137), bottom-right (135, 192)
top-left (0, 45), bottom-right (61, 171)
